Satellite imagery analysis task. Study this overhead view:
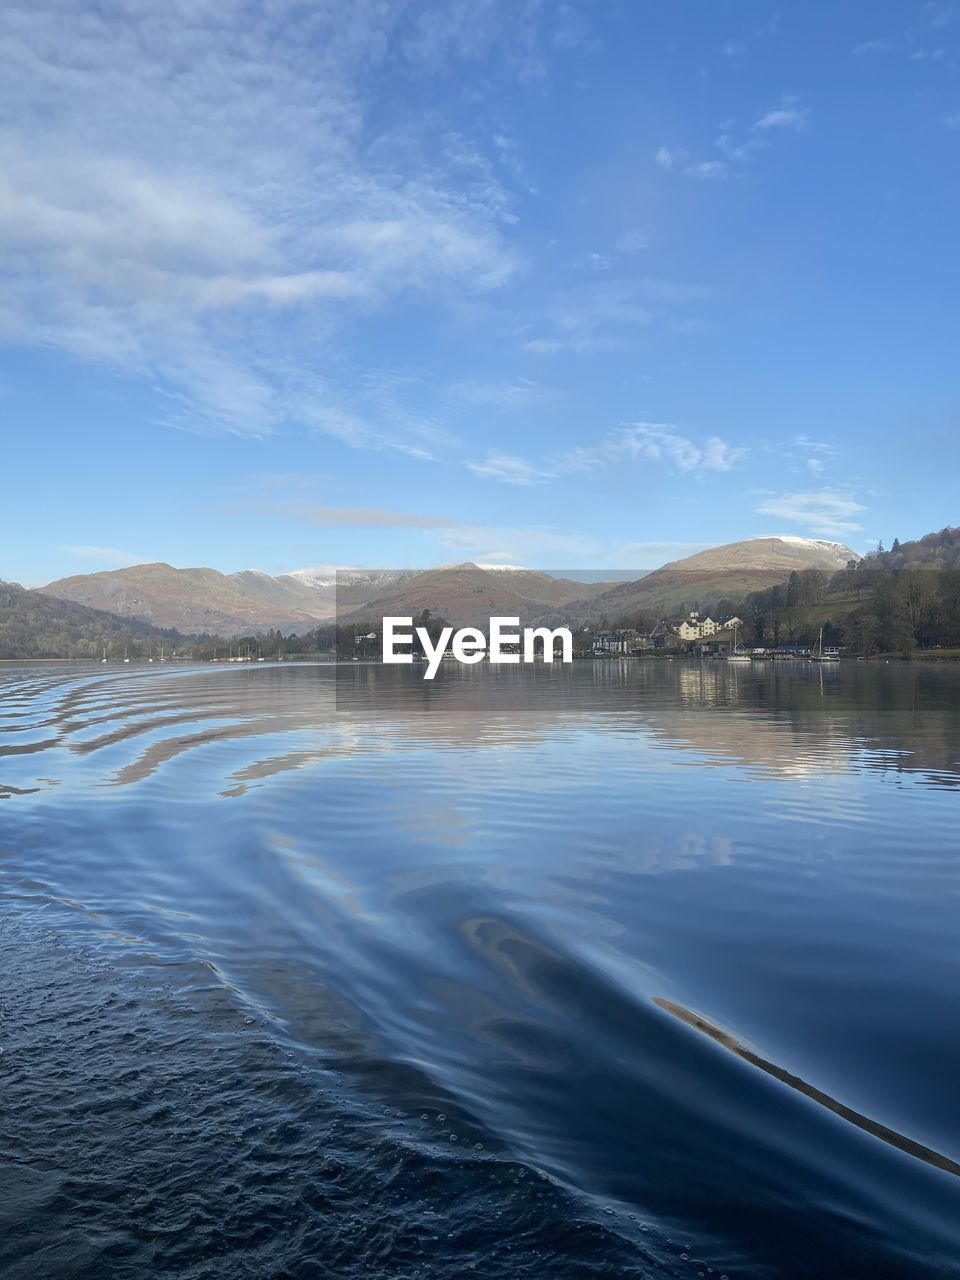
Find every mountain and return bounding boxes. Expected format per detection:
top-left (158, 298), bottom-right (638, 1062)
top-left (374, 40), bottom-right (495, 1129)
top-left (41, 562), bottom-right (620, 634)
top-left (39, 563), bottom-right (424, 636)
top-left (41, 563), bottom-right (332, 635)
top-left (0, 579), bottom-right (191, 660)
top-left (554, 536), bottom-right (860, 624)
top-left (337, 563), bottom-right (619, 627)
top-left (870, 527), bottom-right (960, 571)
top-left (37, 540), bottom-right (857, 636)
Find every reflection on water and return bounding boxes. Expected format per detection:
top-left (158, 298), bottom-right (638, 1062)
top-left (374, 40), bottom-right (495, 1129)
top-left (1, 660), bottom-right (960, 1279)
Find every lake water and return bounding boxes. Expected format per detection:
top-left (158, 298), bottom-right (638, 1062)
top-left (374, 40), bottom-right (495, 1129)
top-left (2, 659), bottom-right (959, 1279)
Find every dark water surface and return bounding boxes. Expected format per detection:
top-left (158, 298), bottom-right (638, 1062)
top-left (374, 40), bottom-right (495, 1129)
top-left (2, 660), bottom-right (959, 1279)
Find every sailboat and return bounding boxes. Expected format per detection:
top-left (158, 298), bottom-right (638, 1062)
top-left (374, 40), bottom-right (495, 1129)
top-left (810, 626), bottom-right (839, 662)
top-left (123, 647), bottom-right (130, 664)
top-left (101, 645), bottom-right (107, 664)
top-left (726, 622), bottom-right (752, 663)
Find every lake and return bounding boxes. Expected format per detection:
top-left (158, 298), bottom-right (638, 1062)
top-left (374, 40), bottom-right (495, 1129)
top-left (2, 659), bottom-right (959, 1279)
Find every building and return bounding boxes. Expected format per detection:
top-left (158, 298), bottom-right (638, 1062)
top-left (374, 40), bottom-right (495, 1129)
top-left (593, 630), bottom-right (631, 655)
top-left (677, 612), bottom-right (719, 641)
top-left (676, 611), bottom-right (744, 643)
top-left (592, 629), bottom-right (653, 655)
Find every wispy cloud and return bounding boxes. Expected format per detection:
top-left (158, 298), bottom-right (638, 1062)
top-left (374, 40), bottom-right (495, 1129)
top-left (616, 229), bottom-right (651, 254)
top-left (754, 103), bottom-right (807, 132)
top-left (660, 95), bottom-right (808, 183)
top-left (63, 545), bottom-right (150, 566)
top-left (922, 2), bottom-right (954, 31)
top-left (469, 422), bottom-right (746, 486)
top-left (437, 523), bottom-right (603, 561)
top-left (792, 434), bottom-right (835, 454)
top-left (685, 161), bottom-right (728, 181)
top-left (0, 1), bottom-right (559, 446)
top-left (277, 504), bottom-right (457, 529)
top-left (852, 5), bottom-right (953, 60)
top-left (467, 452), bottom-right (555, 485)
top-left (522, 277), bottom-right (707, 354)
top-left (560, 423), bottom-right (745, 476)
top-left (564, 250), bottom-right (613, 271)
top-left (447, 378), bottom-right (557, 409)
top-left (755, 488), bottom-right (866, 537)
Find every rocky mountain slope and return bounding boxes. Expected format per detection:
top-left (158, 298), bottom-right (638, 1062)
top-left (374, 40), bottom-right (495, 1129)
top-left (38, 538), bottom-right (858, 636)
top-left (551, 536), bottom-right (860, 624)
top-left (0, 579), bottom-right (190, 660)
top-left (336, 564), bottom-right (618, 627)
top-left (39, 564), bottom-right (427, 635)
top-left (41, 563), bottom-right (332, 635)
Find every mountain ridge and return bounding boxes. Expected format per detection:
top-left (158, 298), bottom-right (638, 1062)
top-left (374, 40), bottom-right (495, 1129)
top-left (38, 537), bottom-right (858, 635)
top-left (0, 579), bottom-right (194, 660)
top-left (547, 536), bottom-right (860, 625)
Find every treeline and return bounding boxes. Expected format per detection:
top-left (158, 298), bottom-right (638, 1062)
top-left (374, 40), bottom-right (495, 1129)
top-left (0, 584), bottom-right (454, 663)
top-left (716, 528), bottom-right (960, 657)
top-left (191, 611), bottom-right (456, 661)
top-left (0, 580), bottom-right (200, 660)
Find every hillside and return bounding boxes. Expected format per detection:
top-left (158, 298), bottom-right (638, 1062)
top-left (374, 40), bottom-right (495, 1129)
top-left (0, 580), bottom-right (192, 660)
top-left (37, 541), bottom-right (860, 635)
top-left (553, 536), bottom-right (859, 624)
top-left (39, 563), bottom-right (430, 636)
top-left (41, 562), bottom-right (332, 635)
top-left (869, 527), bottom-right (960, 571)
top-left (338, 563), bottom-right (618, 627)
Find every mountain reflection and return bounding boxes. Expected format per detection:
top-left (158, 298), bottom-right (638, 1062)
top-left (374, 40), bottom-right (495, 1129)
top-left (0, 660), bottom-right (958, 795)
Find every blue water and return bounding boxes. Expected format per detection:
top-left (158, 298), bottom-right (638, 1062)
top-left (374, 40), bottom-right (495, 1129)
top-left (2, 659), bottom-right (959, 1279)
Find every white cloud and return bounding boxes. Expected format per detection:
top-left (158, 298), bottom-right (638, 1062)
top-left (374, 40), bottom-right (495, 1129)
top-left (447, 378), bottom-right (556, 409)
top-left (523, 280), bottom-right (653, 353)
top-left (664, 95), bottom-right (807, 186)
top-left (558, 423), bottom-right (745, 477)
top-left (0, 0), bottom-right (532, 445)
top-left (922, 2), bottom-right (953, 31)
top-left (755, 489), bottom-right (866, 536)
top-left (466, 424), bottom-right (745, 488)
top-left (582, 251), bottom-right (613, 271)
top-left (523, 277), bottom-right (705, 354)
top-left (616, 229), bottom-right (651, 254)
top-left (754, 105), bottom-right (807, 132)
top-left (685, 160), bottom-right (728, 181)
top-left (274, 504), bottom-right (456, 529)
top-left (467, 452), bottom-right (555, 485)
top-left (63, 545), bottom-right (150, 566)
top-left (438, 523), bottom-right (603, 560)
top-left (944, 111), bottom-right (960, 130)
top-left (609, 540), bottom-right (713, 565)
top-left (792, 434), bottom-right (835, 454)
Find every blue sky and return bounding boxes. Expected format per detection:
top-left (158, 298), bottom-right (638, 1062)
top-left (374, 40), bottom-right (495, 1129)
top-left (1, 0), bottom-right (958, 585)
